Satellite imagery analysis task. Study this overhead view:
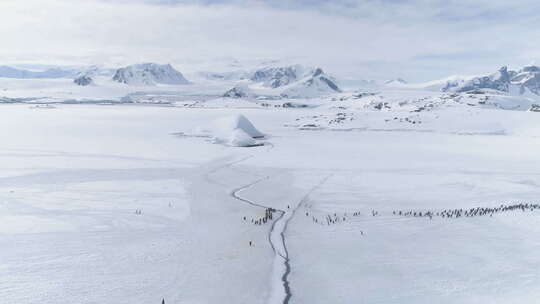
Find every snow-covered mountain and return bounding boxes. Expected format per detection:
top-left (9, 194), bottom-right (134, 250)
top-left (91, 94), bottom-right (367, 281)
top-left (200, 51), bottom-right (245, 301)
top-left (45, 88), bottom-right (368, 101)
top-left (442, 65), bottom-right (540, 95)
top-left (509, 66), bottom-right (540, 94)
top-left (112, 63), bottom-right (189, 86)
top-left (279, 67), bottom-right (341, 98)
top-left (250, 65), bottom-right (304, 88)
top-left (208, 65), bottom-right (341, 98)
top-left (0, 65), bottom-right (78, 79)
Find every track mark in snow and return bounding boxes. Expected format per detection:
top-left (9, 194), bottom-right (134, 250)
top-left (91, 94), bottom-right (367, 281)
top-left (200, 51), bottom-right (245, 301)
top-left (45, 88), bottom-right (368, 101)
top-left (232, 172), bottom-right (332, 304)
top-left (232, 177), bottom-right (291, 304)
top-left (277, 174), bottom-right (332, 304)
top-left (203, 145), bottom-right (329, 304)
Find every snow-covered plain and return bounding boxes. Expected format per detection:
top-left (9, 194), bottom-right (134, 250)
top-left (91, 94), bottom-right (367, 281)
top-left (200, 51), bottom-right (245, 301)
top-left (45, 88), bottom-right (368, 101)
top-left (2, 84), bottom-right (540, 304)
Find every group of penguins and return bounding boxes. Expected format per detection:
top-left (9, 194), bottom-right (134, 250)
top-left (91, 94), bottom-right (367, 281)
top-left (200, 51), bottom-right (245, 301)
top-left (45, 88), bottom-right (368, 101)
top-left (306, 202), bottom-right (540, 225)
top-left (242, 207), bottom-right (277, 226)
top-left (242, 202), bottom-right (540, 230)
top-left (306, 210), bottom-right (364, 226)
top-left (394, 202), bottom-right (540, 219)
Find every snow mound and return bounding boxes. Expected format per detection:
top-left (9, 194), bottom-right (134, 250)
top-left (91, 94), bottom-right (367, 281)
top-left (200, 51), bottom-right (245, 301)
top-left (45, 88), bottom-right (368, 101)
top-left (228, 129), bottom-right (257, 147)
top-left (213, 114), bottom-right (264, 138)
top-left (182, 114), bottom-right (264, 147)
top-left (112, 63), bottom-right (189, 86)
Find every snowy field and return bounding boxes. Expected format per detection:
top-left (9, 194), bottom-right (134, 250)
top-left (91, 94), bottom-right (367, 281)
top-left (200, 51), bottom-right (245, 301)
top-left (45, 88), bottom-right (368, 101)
top-left (2, 101), bottom-right (540, 304)
top-left (5, 0), bottom-right (540, 302)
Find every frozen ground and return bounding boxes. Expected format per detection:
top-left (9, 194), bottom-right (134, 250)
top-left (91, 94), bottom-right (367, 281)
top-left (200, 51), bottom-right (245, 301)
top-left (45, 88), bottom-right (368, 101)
top-left (1, 97), bottom-right (540, 303)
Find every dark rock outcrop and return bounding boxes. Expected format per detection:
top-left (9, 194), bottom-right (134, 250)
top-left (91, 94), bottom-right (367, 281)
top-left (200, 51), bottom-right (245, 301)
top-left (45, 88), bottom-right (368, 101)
top-left (223, 86), bottom-right (250, 98)
top-left (74, 75), bottom-right (93, 86)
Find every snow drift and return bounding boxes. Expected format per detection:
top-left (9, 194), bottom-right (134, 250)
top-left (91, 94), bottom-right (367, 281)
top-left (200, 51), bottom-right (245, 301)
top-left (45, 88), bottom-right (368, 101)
top-left (202, 114), bottom-right (265, 147)
top-left (227, 129), bottom-right (258, 147)
top-left (182, 114), bottom-right (264, 147)
top-left (213, 114), bottom-right (264, 139)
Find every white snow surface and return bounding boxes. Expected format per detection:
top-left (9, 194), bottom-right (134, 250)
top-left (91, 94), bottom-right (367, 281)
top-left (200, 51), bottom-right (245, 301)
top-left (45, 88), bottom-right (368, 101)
top-left (228, 128), bottom-right (258, 147)
top-left (2, 82), bottom-right (540, 304)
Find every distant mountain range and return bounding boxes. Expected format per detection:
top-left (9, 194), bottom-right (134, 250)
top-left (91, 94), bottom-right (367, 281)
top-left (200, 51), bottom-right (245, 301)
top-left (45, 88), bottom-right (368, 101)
top-left (442, 65), bottom-right (540, 95)
top-left (4, 61), bottom-right (540, 98)
top-left (0, 65), bottom-right (78, 79)
top-left (220, 65), bottom-right (341, 99)
top-left (0, 63), bottom-right (190, 87)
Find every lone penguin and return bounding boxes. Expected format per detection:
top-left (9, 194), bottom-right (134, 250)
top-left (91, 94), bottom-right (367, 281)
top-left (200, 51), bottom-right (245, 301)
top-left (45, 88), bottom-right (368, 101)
top-left (162, 299), bottom-right (165, 304)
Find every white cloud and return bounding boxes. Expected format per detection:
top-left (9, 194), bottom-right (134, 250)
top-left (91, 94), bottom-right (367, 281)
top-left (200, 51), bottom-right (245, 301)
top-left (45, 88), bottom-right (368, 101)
top-left (0, 0), bottom-right (539, 81)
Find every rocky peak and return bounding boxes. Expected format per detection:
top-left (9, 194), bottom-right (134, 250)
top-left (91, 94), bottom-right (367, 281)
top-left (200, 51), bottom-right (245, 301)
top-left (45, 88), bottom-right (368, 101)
top-left (250, 66), bottom-right (301, 88)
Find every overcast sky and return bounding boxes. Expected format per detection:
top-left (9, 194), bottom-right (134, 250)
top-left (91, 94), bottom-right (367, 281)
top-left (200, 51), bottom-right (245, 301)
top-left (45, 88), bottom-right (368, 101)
top-left (1, 0), bottom-right (539, 81)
